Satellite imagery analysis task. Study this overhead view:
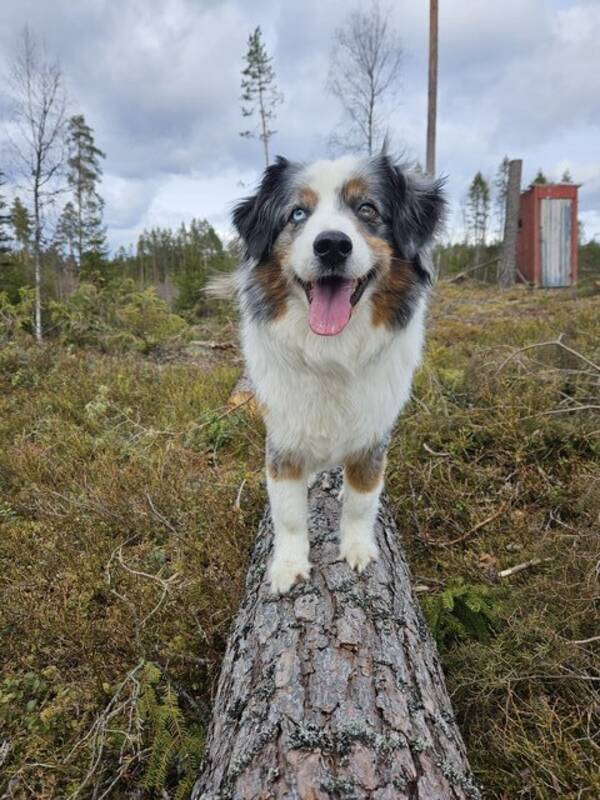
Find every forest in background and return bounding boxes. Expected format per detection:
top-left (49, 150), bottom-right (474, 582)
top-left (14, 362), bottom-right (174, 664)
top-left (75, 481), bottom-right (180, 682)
top-left (2, 23), bottom-right (599, 347)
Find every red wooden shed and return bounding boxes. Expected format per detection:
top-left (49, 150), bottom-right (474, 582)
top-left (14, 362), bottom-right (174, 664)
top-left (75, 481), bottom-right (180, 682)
top-left (517, 183), bottom-right (578, 287)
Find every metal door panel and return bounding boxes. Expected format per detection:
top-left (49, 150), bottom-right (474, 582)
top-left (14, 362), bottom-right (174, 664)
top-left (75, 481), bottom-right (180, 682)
top-left (541, 198), bottom-right (571, 287)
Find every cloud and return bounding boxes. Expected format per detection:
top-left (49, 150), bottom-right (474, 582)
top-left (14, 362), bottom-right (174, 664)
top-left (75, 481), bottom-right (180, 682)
top-left (0, 0), bottom-right (598, 248)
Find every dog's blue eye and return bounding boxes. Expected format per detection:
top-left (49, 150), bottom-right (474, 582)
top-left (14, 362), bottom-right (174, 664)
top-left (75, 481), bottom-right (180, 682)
top-left (291, 207), bottom-right (307, 223)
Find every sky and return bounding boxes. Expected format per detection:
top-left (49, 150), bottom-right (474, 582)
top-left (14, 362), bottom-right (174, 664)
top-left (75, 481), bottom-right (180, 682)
top-left (1, 0), bottom-right (599, 251)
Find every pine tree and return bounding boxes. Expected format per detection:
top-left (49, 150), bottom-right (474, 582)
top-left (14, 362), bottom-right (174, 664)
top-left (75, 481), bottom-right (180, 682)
top-left (2, 187), bottom-right (33, 302)
top-left (0, 172), bottom-right (12, 267)
top-left (466, 172), bottom-right (491, 267)
top-left (64, 114), bottom-right (107, 274)
top-left (10, 197), bottom-right (32, 256)
top-left (493, 156), bottom-right (510, 240)
top-left (240, 27), bottom-right (283, 168)
top-left (561, 169), bottom-right (573, 183)
top-left (54, 201), bottom-right (78, 266)
top-left (532, 169), bottom-right (548, 185)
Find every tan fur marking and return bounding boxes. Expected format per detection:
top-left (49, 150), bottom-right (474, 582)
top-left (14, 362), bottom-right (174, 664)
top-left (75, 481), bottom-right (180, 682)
top-left (345, 447), bottom-right (387, 493)
top-left (298, 187), bottom-right (319, 210)
top-left (366, 235), bottom-right (393, 272)
top-left (371, 257), bottom-right (418, 328)
top-left (341, 176), bottom-right (369, 205)
top-left (257, 252), bottom-right (289, 319)
top-left (267, 452), bottom-right (305, 481)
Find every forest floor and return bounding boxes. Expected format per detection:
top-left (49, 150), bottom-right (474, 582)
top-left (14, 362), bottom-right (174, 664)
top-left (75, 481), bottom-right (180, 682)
top-left (1, 282), bottom-right (599, 799)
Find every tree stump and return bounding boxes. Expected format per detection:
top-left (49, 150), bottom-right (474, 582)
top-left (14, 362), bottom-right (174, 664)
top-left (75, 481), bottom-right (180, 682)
top-left (192, 470), bottom-right (480, 799)
top-left (499, 158), bottom-right (523, 289)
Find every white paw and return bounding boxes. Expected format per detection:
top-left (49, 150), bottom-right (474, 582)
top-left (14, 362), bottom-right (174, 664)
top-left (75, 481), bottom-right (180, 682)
top-left (340, 536), bottom-right (379, 573)
top-left (269, 555), bottom-right (311, 595)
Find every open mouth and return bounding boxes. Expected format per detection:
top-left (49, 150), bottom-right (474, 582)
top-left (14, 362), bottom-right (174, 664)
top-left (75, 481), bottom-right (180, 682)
top-left (296, 270), bottom-right (376, 336)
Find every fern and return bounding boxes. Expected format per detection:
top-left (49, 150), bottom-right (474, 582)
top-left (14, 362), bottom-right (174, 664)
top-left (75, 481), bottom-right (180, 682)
top-left (423, 578), bottom-right (501, 649)
top-left (138, 664), bottom-right (204, 797)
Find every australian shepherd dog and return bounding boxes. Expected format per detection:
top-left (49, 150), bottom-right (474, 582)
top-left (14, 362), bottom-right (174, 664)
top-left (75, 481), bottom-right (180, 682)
top-left (224, 153), bottom-right (444, 594)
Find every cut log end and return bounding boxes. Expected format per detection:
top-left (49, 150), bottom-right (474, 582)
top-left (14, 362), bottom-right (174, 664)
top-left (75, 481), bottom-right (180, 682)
top-left (192, 470), bottom-right (481, 800)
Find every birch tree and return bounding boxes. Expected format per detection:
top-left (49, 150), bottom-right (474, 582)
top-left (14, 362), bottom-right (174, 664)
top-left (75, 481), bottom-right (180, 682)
top-left (328, 1), bottom-right (402, 155)
top-left (7, 26), bottom-right (68, 341)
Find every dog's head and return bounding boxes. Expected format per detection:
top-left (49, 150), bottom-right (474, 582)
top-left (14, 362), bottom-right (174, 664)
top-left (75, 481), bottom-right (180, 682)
top-left (233, 154), bottom-right (445, 335)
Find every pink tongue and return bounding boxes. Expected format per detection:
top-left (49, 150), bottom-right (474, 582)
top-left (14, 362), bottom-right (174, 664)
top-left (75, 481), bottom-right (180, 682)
top-left (308, 279), bottom-right (354, 336)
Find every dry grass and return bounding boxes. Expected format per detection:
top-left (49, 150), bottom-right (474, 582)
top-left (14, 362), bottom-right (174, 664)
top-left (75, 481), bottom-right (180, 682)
top-left (0, 283), bottom-right (598, 798)
top-left (389, 283), bottom-right (600, 799)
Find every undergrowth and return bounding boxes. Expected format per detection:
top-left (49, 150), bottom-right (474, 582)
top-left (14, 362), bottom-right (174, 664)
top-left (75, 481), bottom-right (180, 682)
top-left (388, 284), bottom-right (600, 799)
top-left (422, 578), bottom-right (500, 648)
top-left (1, 283), bottom-right (598, 798)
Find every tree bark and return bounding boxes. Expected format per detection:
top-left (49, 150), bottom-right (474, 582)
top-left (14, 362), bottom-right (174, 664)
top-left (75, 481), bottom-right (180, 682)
top-left (192, 470), bottom-right (480, 800)
top-left (499, 159), bottom-right (523, 288)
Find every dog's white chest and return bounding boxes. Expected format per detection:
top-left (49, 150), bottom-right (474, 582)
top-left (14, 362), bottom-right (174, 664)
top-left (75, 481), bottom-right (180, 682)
top-left (243, 299), bottom-right (425, 469)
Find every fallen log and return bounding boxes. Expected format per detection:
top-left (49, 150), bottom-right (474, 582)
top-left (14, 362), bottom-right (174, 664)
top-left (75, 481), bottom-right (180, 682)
top-left (192, 470), bottom-right (480, 799)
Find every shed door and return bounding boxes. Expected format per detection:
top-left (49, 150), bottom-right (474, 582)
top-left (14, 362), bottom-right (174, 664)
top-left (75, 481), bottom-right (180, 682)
top-left (540, 198), bottom-right (572, 287)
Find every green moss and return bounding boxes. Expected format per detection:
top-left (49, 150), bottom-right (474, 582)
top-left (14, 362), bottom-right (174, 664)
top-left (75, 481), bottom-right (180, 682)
top-left (1, 284), bottom-right (598, 798)
top-left (389, 284), bottom-right (600, 797)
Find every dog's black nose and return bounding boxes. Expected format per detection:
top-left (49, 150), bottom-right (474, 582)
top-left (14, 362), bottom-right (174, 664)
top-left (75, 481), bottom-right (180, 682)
top-left (313, 230), bottom-right (353, 269)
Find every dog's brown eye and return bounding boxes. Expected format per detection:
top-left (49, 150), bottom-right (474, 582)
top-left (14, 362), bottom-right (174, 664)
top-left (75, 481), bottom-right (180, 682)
top-left (358, 202), bottom-right (378, 221)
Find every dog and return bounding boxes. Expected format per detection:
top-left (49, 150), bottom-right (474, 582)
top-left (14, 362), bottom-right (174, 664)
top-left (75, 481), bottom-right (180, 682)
top-left (225, 153), bottom-right (444, 594)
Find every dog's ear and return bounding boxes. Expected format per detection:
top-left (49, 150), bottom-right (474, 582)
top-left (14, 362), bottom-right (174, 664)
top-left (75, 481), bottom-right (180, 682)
top-left (379, 157), bottom-right (446, 264)
top-left (233, 156), bottom-right (295, 261)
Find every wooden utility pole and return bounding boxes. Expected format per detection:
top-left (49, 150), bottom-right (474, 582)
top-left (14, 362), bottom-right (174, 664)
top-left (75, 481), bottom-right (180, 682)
top-left (499, 159), bottom-right (523, 288)
top-left (426, 0), bottom-right (439, 175)
top-left (193, 470), bottom-right (480, 799)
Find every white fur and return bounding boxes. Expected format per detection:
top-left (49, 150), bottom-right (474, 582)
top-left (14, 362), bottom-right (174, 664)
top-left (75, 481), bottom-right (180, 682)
top-left (267, 473), bottom-right (312, 594)
top-left (340, 471), bottom-right (383, 571)
top-left (240, 157), bottom-right (428, 593)
top-left (244, 296), bottom-right (425, 470)
top-left (289, 157), bottom-right (374, 285)
top-left (246, 297), bottom-right (426, 593)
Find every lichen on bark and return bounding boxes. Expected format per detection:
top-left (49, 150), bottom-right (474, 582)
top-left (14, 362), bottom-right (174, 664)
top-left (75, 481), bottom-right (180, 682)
top-left (192, 470), bottom-right (480, 799)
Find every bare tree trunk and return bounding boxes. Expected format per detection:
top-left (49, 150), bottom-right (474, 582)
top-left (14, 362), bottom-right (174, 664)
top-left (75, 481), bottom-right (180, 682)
top-left (426, 0), bottom-right (438, 175)
top-left (33, 180), bottom-right (43, 342)
top-left (499, 159), bottom-right (522, 288)
top-left (258, 85), bottom-right (270, 168)
top-left (193, 470), bottom-right (480, 800)
top-left (474, 243), bottom-right (482, 275)
top-left (367, 85), bottom-right (375, 156)
top-left (33, 251), bottom-right (42, 342)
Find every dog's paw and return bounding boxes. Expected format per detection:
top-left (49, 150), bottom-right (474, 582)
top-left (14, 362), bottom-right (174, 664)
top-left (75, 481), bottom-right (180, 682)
top-left (269, 555), bottom-right (311, 595)
top-left (340, 536), bottom-right (378, 573)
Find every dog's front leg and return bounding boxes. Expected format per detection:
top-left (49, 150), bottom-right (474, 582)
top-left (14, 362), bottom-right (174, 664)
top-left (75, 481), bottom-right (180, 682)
top-left (340, 443), bottom-right (387, 572)
top-left (266, 447), bottom-right (310, 594)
